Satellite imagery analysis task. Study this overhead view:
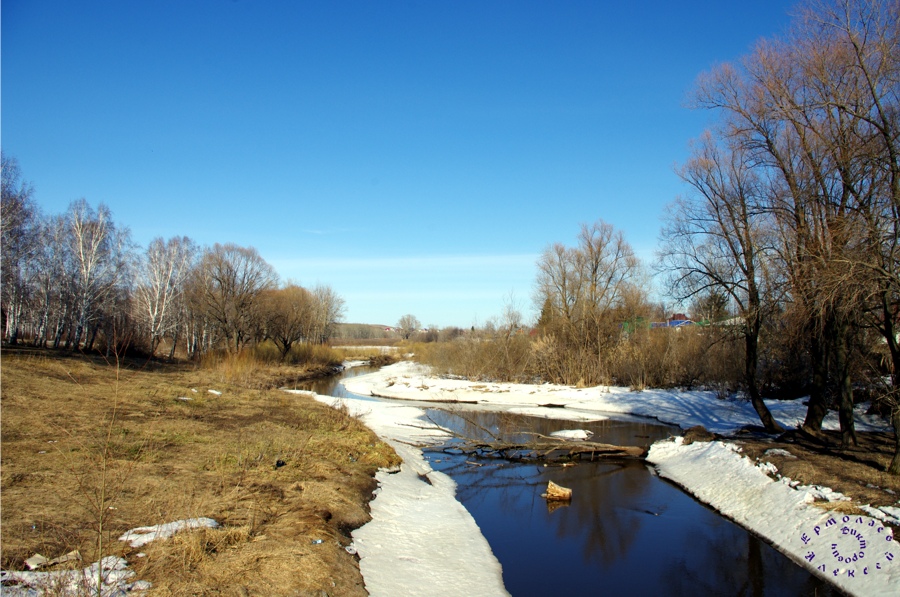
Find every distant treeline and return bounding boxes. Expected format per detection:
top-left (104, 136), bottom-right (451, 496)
top-left (1, 156), bottom-right (345, 360)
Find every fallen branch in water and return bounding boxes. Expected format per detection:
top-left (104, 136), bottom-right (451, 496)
top-left (438, 438), bottom-right (647, 463)
top-left (424, 408), bottom-right (648, 463)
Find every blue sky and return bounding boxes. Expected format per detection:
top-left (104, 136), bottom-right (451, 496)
top-left (2, 0), bottom-right (798, 327)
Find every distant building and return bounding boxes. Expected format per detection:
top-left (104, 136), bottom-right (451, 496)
top-left (649, 314), bottom-right (695, 329)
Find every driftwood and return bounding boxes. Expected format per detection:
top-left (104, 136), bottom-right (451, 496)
top-left (542, 480), bottom-right (572, 501)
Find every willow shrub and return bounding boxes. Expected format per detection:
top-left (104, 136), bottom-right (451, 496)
top-left (409, 331), bottom-right (534, 383)
top-left (199, 342), bottom-right (343, 385)
top-left (606, 326), bottom-right (743, 392)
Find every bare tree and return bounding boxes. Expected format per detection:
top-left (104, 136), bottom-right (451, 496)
top-left (534, 220), bottom-right (640, 384)
top-left (692, 0), bottom-right (899, 454)
top-left (576, 220), bottom-right (641, 361)
top-left (260, 283), bottom-right (316, 359)
top-left (310, 284), bottom-right (345, 344)
top-left (659, 133), bottom-right (784, 433)
top-left (1, 152), bottom-right (38, 344)
top-left (64, 199), bottom-right (134, 350)
top-left (192, 243), bottom-right (278, 353)
top-left (397, 314), bottom-right (421, 340)
top-left (30, 214), bottom-right (71, 347)
top-left (133, 236), bottom-right (198, 355)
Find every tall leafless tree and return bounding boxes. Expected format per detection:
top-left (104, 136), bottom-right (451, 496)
top-left (133, 236), bottom-right (198, 355)
top-left (192, 243), bottom-right (278, 353)
top-left (64, 199), bottom-right (134, 350)
top-left (692, 0), bottom-right (898, 456)
top-left (260, 283), bottom-right (317, 359)
top-left (1, 153), bottom-right (38, 344)
top-left (310, 284), bottom-right (345, 344)
top-left (660, 133), bottom-right (784, 432)
top-left (534, 220), bottom-right (640, 385)
top-left (397, 314), bottom-right (421, 340)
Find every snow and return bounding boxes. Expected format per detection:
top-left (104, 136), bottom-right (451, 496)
top-left (308, 361), bottom-right (898, 597)
top-left (549, 429), bottom-right (593, 440)
top-left (0, 556), bottom-right (149, 596)
top-left (765, 448), bottom-right (797, 458)
top-left (1, 519), bottom-right (220, 595)
top-left (342, 359), bottom-right (371, 369)
top-left (118, 517), bottom-right (220, 548)
top-left (342, 361), bottom-right (890, 435)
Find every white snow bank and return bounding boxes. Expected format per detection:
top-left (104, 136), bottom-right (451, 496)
top-left (1, 556), bottom-right (149, 596)
top-left (352, 441), bottom-right (509, 597)
top-left (119, 517), bottom-right (219, 548)
top-left (286, 391), bottom-right (509, 597)
top-left (647, 438), bottom-right (899, 596)
top-left (343, 362), bottom-right (891, 434)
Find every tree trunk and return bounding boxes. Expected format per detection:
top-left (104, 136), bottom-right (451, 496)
top-left (73, 320), bottom-right (85, 350)
top-left (150, 334), bottom-right (162, 357)
top-left (881, 300), bottom-right (900, 474)
top-left (802, 329), bottom-right (830, 434)
top-left (33, 308), bottom-right (48, 347)
top-left (6, 299), bottom-right (22, 345)
top-left (86, 325), bottom-right (98, 352)
top-left (53, 321), bottom-right (64, 349)
top-left (168, 324), bottom-right (179, 361)
top-left (746, 313), bottom-right (783, 433)
top-left (834, 317), bottom-right (858, 449)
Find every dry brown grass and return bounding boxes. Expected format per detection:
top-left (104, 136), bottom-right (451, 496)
top-left (1, 347), bottom-right (400, 595)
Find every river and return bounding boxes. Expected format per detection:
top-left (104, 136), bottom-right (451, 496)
top-left (298, 366), bottom-right (837, 596)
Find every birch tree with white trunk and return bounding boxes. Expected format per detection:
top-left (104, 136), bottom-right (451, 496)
top-left (133, 236), bottom-right (198, 355)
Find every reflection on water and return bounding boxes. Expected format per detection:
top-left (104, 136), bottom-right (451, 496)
top-left (425, 408), bottom-right (676, 448)
top-left (423, 409), bottom-right (836, 596)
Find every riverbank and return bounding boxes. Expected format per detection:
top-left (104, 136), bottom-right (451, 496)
top-left (333, 361), bottom-right (899, 597)
top-left (0, 351), bottom-right (399, 595)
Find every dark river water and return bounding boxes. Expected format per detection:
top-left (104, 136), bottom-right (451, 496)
top-left (299, 367), bottom-right (837, 597)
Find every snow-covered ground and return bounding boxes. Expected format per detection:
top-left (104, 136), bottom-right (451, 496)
top-left (308, 361), bottom-right (898, 597)
top-left (341, 361), bottom-right (889, 435)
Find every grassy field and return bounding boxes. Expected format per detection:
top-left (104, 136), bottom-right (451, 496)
top-left (1, 347), bottom-right (400, 595)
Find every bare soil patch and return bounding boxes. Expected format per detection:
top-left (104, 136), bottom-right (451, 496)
top-left (1, 348), bottom-right (400, 595)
